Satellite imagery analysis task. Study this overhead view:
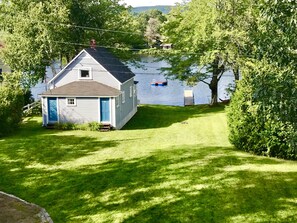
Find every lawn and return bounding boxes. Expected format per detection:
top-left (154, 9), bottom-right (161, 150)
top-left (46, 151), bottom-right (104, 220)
top-left (0, 104), bottom-right (296, 223)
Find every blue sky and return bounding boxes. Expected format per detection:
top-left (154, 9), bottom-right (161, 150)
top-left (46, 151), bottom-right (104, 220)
top-left (120, 0), bottom-right (184, 7)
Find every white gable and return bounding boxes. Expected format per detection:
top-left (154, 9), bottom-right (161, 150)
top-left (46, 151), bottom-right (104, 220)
top-left (48, 51), bottom-right (120, 90)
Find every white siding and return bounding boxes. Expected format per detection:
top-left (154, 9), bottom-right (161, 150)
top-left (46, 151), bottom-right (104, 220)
top-left (53, 52), bottom-right (120, 89)
top-left (115, 79), bottom-right (137, 129)
top-left (41, 97), bottom-right (48, 126)
top-left (58, 97), bottom-right (99, 124)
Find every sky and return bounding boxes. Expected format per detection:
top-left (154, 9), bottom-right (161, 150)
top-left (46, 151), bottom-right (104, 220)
top-left (120, 0), bottom-right (184, 7)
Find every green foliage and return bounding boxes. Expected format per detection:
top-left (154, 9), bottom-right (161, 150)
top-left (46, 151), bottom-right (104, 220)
top-left (161, 0), bottom-right (252, 104)
top-left (0, 0), bottom-right (143, 86)
top-left (227, 61), bottom-right (297, 160)
top-left (55, 122), bottom-right (76, 130)
top-left (227, 1), bottom-right (297, 160)
top-left (134, 9), bottom-right (167, 48)
top-left (0, 72), bottom-right (24, 137)
top-left (0, 0), bottom-right (69, 86)
top-left (55, 121), bottom-right (103, 131)
top-left (86, 122), bottom-right (103, 131)
top-left (23, 89), bottom-right (34, 105)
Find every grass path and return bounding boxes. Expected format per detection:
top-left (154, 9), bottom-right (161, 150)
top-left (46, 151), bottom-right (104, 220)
top-left (0, 105), bottom-right (296, 222)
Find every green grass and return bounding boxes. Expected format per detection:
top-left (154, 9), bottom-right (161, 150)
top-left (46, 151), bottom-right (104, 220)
top-left (0, 104), bottom-right (296, 223)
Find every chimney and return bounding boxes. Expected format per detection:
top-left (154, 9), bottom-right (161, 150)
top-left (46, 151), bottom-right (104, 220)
top-left (90, 39), bottom-right (96, 49)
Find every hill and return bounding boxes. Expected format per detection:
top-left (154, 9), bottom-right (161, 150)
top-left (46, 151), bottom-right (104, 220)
top-left (132, 5), bottom-right (173, 14)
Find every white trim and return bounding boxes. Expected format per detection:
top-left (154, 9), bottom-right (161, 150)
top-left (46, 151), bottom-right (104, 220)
top-left (66, 98), bottom-right (77, 106)
top-left (112, 97), bottom-right (116, 127)
top-left (98, 98), bottom-right (100, 123)
top-left (47, 50), bottom-right (86, 85)
top-left (99, 97), bottom-right (112, 124)
top-left (57, 98), bottom-right (60, 123)
top-left (41, 94), bottom-right (120, 98)
top-left (42, 97), bottom-right (47, 126)
top-left (78, 67), bottom-right (93, 80)
top-left (109, 97), bottom-right (112, 124)
top-left (46, 97), bottom-right (49, 125)
top-left (47, 50), bottom-right (133, 87)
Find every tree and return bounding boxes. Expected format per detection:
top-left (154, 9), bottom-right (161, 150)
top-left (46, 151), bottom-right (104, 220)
top-left (145, 18), bottom-right (162, 47)
top-left (135, 9), bottom-right (167, 48)
top-left (161, 0), bottom-right (252, 105)
top-left (0, 0), bottom-right (68, 86)
top-left (0, 0), bottom-right (143, 86)
top-left (227, 0), bottom-right (297, 159)
top-left (0, 72), bottom-right (24, 137)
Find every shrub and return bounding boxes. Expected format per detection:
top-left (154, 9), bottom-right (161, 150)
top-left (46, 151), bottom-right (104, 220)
top-left (227, 61), bottom-right (297, 160)
top-left (55, 122), bottom-right (76, 130)
top-left (86, 122), bottom-right (102, 131)
top-left (54, 122), bottom-right (103, 131)
top-left (0, 73), bottom-right (24, 137)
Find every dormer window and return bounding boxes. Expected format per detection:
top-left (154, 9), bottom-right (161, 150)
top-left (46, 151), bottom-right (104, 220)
top-left (78, 68), bottom-right (92, 80)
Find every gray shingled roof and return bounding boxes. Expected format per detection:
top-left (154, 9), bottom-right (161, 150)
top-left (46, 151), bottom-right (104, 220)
top-left (85, 47), bottom-right (135, 83)
top-left (40, 81), bottom-right (121, 97)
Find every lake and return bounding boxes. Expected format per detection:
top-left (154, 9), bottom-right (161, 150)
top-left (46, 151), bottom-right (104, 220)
top-left (31, 56), bottom-right (235, 106)
top-left (128, 57), bottom-right (235, 106)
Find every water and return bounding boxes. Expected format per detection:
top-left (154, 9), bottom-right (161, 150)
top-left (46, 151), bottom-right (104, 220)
top-left (32, 56), bottom-right (235, 106)
top-left (128, 57), bottom-right (235, 106)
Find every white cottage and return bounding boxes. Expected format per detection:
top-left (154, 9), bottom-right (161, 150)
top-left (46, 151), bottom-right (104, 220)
top-left (40, 47), bottom-right (137, 129)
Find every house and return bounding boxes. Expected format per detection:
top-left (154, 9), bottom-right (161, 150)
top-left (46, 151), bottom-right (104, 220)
top-left (160, 43), bottom-right (173, 50)
top-left (40, 47), bottom-right (138, 129)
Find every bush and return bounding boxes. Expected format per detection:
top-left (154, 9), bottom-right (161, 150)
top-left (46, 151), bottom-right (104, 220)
top-left (86, 122), bottom-right (102, 131)
top-left (54, 122), bottom-right (103, 131)
top-left (0, 73), bottom-right (24, 137)
top-left (227, 61), bottom-right (297, 160)
top-left (55, 122), bottom-right (76, 130)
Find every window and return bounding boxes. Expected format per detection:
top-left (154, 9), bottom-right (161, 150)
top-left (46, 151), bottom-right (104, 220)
top-left (129, 86), bottom-right (133, 97)
top-left (133, 85), bottom-right (137, 97)
top-left (122, 91), bottom-right (125, 103)
top-left (81, 70), bottom-right (89, 78)
top-left (67, 98), bottom-right (76, 106)
top-left (78, 68), bottom-right (92, 79)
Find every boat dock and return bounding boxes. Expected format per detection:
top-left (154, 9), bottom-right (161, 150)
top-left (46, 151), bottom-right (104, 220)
top-left (184, 90), bottom-right (194, 106)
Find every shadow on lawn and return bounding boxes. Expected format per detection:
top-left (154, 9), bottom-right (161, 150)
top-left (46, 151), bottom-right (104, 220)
top-left (123, 104), bottom-right (225, 130)
top-left (0, 121), bottom-right (119, 165)
top-left (1, 144), bottom-right (296, 222)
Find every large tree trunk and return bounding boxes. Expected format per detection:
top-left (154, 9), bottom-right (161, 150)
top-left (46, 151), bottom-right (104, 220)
top-left (209, 56), bottom-right (224, 105)
top-left (233, 66), bottom-right (240, 81)
top-left (209, 76), bottom-right (218, 105)
top-left (50, 63), bottom-right (57, 78)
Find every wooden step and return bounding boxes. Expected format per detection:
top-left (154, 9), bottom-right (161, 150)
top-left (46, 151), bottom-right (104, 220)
top-left (100, 124), bottom-right (112, 132)
top-left (45, 124), bottom-right (55, 129)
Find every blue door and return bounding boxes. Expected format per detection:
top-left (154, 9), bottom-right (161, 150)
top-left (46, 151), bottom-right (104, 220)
top-left (100, 98), bottom-right (110, 122)
top-left (48, 97), bottom-right (58, 122)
